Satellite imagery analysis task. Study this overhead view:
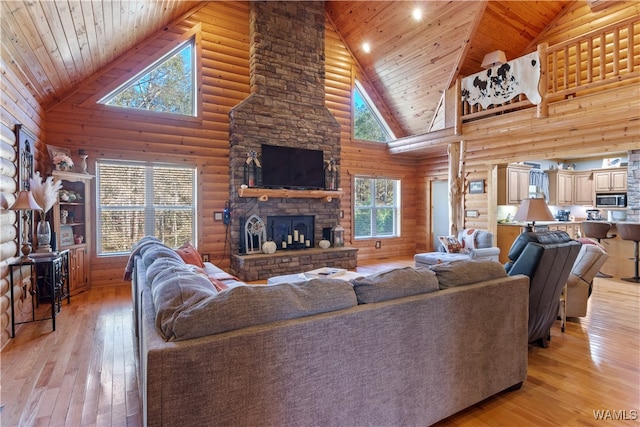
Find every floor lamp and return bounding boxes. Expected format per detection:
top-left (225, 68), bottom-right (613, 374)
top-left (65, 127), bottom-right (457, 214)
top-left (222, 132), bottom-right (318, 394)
top-left (8, 190), bottom-right (42, 261)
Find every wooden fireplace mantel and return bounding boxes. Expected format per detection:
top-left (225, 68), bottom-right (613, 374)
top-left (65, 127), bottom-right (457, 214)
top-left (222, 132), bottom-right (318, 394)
top-left (237, 187), bottom-right (343, 202)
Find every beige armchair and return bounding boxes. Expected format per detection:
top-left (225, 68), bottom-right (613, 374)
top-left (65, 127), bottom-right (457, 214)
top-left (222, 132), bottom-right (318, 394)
top-left (562, 242), bottom-right (609, 319)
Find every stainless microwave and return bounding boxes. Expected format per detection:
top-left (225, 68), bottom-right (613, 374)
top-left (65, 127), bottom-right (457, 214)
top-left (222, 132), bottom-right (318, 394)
top-left (596, 193), bottom-right (627, 208)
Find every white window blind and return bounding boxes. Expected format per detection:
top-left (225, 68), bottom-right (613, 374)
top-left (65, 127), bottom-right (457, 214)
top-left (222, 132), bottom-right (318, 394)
top-left (97, 161), bottom-right (196, 255)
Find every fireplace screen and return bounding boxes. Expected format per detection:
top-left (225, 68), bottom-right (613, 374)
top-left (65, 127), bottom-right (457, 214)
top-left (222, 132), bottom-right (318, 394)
top-left (267, 215), bottom-right (314, 249)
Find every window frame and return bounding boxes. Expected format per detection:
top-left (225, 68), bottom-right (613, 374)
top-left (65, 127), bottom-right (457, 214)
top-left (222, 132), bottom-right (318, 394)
top-left (95, 159), bottom-right (198, 256)
top-left (353, 176), bottom-right (401, 239)
top-left (98, 36), bottom-right (200, 118)
top-left (352, 79), bottom-right (396, 143)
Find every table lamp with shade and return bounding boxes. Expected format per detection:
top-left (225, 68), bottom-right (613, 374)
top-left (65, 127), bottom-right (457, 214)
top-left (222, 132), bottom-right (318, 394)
top-left (513, 198), bottom-right (554, 232)
top-left (8, 190), bottom-right (42, 261)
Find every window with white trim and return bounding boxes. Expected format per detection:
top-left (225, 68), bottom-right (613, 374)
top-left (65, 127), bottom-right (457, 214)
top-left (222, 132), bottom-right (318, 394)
top-left (354, 177), bottom-right (400, 238)
top-left (99, 38), bottom-right (196, 116)
top-left (96, 161), bottom-right (196, 255)
top-left (353, 80), bottom-right (396, 142)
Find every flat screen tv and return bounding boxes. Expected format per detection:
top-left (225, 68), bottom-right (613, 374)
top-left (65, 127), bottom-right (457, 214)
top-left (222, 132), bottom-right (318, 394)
top-left (261, 144), bottom-right (325, 190)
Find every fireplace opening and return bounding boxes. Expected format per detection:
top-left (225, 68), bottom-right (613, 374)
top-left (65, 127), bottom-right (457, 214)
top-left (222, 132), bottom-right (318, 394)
top-left (267, 215), bottom-right (314, 250)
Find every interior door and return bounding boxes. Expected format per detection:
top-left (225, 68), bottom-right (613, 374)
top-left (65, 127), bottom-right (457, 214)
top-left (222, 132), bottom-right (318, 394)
top-left (431, 180), bottom-right (448, 251)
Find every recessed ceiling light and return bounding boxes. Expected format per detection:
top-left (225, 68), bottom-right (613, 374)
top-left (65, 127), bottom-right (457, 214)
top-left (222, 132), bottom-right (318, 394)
top-left (362, 42), bottom-right (371, 53)
top-left (412, 8), bottom-right (422, 21)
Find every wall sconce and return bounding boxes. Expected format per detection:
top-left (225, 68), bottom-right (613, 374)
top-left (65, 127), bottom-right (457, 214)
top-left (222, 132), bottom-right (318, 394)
top-left (513, 198), bottom-right (554, 232)
top-left (8, 190), bottom-right (42, 261)
top-left (481, 50), bottom-right (507, 69)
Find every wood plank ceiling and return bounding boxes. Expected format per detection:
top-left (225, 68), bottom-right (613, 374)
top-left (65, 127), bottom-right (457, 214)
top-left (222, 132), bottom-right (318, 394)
top-left (2, 0), bottom-right (571, 136)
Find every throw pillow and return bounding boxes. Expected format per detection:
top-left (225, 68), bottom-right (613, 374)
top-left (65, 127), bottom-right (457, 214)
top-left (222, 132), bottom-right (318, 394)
top-left (351, 267), bottom-right (439, 304)
top-left (459, 229), bottom-right (480, 251)
top-left (438, 235), bottom-right (462, 253)
top-left (429, 259), bottom-right (507, 289)
top-left (208, 277), bottom-right (230, 292)
top-left (175, 241), bottom-right (205, 268)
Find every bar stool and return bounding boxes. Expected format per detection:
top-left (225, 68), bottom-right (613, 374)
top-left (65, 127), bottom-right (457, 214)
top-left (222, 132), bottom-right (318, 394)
top-left (581, 221), bottom-right (616, 277)
top-left (616, 222), bottom-right (640, 283)
top-left (581, 221), bottom-right (616, 244)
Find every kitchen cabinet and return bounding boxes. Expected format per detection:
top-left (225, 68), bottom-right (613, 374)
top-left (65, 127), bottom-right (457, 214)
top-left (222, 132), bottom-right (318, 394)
top-left (497, 224), bottom-right (522, 263)
top-left (573, 171), bottom-right (594, 205)
top-left (593, 168), bottom-right (627, 192)
top-left (547, 170), bottom-right (574, 206)
top-left (52, 171), bottom-right (93, 295)
top-left (498, 164), bottom-right (532, 205)
top-left (547, 170), bottom-right (594, 206)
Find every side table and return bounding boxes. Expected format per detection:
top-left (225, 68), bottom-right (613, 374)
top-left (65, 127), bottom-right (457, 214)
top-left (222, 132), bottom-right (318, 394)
top-left (8, 250), bottom-right (70, 337)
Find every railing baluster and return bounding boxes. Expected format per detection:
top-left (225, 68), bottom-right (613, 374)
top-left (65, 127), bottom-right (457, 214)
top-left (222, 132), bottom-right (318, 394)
top-left (628, 22), bottom-right (634, 72)
top-left (613, 27), bottom-right (620, 76)
top-left (587, 38), bottom-right (593, 83)
top-left (575, 42), bottom-right (581, 87)
top-left (563, 45), bottom-right (569, 89)
top-left (600, 33), bottom-right (606, 81)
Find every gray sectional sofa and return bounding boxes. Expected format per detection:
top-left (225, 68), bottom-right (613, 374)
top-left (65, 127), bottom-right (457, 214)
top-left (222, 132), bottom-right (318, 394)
top-left (131, 239), bottom-right (530, 427)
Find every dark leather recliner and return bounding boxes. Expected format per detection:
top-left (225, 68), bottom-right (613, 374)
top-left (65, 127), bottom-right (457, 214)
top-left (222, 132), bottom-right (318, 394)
top-left (505, 231), bottom-right (582, 347)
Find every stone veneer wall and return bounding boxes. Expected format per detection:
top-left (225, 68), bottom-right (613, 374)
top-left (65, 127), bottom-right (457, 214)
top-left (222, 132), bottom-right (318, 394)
top-left (228, 1), bottom-right (343, 278)
top-left (627, 150), bottom-right (639, 222)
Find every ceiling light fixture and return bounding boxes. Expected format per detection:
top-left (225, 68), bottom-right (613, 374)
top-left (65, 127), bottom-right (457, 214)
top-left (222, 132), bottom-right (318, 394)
top-left (412, 8), bottom-right (422, 21)
top-left (362, 42), bottom-right (371, 53)
top-left (481, 50), bottom-right (507, 69)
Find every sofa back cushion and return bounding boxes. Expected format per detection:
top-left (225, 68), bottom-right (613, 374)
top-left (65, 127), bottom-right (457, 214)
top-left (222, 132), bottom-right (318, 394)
top-left (505, 230), bottom-right (573, 272)
top-left (429, 259), bottom-right (507, 289)
top-left (142, 243), bottom-right (183, 268)
top-left (351, 267), bottom-right (439, 303)
top-left (152, 272), bottom-right (357, 341)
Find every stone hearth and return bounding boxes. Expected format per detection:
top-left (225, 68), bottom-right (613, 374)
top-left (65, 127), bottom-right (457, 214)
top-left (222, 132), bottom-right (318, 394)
top-left (231, 247), bottom-right (358, 282)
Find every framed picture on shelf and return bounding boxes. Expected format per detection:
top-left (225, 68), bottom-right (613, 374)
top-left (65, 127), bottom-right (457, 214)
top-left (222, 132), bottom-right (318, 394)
top-left (60, 225), bottom-right (74, 246)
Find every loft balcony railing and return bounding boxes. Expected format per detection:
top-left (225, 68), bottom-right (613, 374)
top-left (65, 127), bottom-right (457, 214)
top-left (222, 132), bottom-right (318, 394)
top-left (461, 15), bottom-right (640, 122)
top-left (389, 15), bottom-right (639, 153)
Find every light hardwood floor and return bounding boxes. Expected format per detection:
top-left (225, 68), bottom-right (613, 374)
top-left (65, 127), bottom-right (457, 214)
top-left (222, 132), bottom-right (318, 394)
top-left (1, 258), bottom-right (639, 426)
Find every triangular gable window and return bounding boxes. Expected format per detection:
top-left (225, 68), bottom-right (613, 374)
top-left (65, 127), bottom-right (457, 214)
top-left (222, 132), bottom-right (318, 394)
top-left (99, 39), bottom-right (196, 116)
top-left (353, 80), bottom-right (395, 143)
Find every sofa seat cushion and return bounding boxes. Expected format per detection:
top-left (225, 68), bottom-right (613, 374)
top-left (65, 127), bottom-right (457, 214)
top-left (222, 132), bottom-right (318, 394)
top-left (151, 271), bottom-right (357, 341)
top-left (351, 267), bottom-right (439, 304)
top-left (429, 259), bottom-right (507, 289)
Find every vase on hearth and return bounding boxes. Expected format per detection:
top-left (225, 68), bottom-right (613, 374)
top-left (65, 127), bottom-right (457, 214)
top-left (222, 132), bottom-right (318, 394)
top-left (36, 219), bottom-right (52, 252)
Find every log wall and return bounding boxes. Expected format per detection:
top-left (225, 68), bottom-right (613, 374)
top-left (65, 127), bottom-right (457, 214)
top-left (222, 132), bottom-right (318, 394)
top-left (0, 54), bottom-right (47, 348)
top-left (44, 2), bottom-right (420, 289)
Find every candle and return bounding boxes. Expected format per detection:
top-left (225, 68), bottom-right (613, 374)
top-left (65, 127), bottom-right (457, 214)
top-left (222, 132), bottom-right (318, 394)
top-left (287, 235), bottom-right (292, 244)
top-left (282, 241), bottom-right (287, 249)
top-left (305, 240), bottom-right (310, 247)
top-left (299, 234), bottom-right (304, 243)
top-left (293, 230), bottom-right (299, 241)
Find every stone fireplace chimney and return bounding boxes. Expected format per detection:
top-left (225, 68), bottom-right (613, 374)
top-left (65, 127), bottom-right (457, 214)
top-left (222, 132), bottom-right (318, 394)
top-left (228, 1), bottom-right (343, 276)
